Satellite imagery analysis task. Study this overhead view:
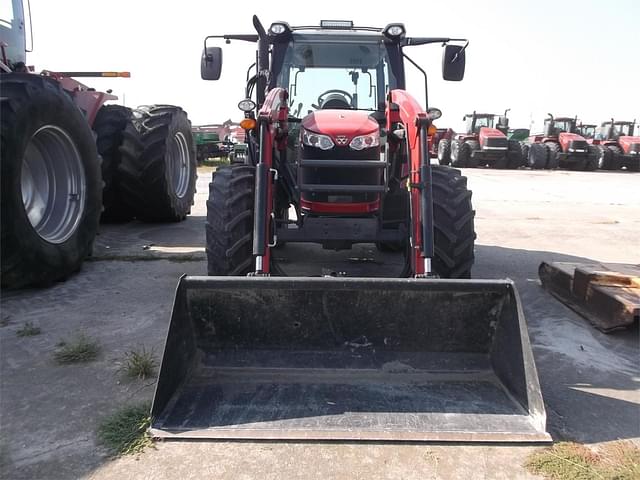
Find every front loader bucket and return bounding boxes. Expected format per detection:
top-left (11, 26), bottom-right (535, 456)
top-left (151, 276), bottom-right (550, 442)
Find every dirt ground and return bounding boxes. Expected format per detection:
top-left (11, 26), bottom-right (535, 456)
top-left (1, 167), bottom-right (638, 480)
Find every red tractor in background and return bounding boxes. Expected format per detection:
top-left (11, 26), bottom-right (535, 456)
top-left (588, 120), bottom-right (639, 171)
top-left (442, 110), bottom-right (523, 168)
top-left (526, 114), bottom-right (597, 170)
top-left (0, 0), bottom-right (197, 288)
top-left (429, 127), bottom-right (454, 160)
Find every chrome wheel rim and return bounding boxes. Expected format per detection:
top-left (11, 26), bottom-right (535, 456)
top-left (169, 132), bottom-right (190, 198)
top-left (21, 125), bottom-right (86, 244)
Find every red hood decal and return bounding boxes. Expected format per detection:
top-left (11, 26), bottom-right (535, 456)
top-left (301, 110), bottom-right (378, 143)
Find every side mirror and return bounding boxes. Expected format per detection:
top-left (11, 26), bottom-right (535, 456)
top-left (442, 45), bottom-right (465, 81)
top-left (201, 47), bottom-right (222, 80)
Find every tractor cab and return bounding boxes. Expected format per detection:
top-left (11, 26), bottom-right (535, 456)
top-left (543, 115), bottom-right (578, 137)
top-left (577, 124), bottom-right (597, 139)
top-left (598, 120), bottom-right (636, 140)
top-left (464, 112), bottom-right (496, 134)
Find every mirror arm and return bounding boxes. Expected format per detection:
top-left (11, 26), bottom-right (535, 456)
top-left (403, 53), bottom-right (428, 110)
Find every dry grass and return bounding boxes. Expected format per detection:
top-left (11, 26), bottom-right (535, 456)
top-left (54, 333), bottom-right (100, 364)
top-left (16, 322), bottom-right (41, 337)
top-left (122, 346), bottom-right (156, 380)
top-left (98, 403), bottom-right (152, 456)
top-left (526, 441), bottom-right (640, 479)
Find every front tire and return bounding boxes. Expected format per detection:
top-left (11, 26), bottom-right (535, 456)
top-left (1, 74), bottom-right (102, 288)
top-left (431, 166), bottom-right (476, 278)
top-left (206, 164), bottom-right (255, 275)
top-left (528, 143), bottom-right (547, 169)
top-left (119, 105), bottom-right (197, 221)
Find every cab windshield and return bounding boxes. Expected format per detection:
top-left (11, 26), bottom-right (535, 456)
top-left (549, 120), bottom-right (573, 132)
top-left (275, 36), bottom-right (398, 116)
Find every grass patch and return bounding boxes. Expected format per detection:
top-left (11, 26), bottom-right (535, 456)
top-left (16, 322), bottom-right (41, 337)
top-left (54, 333), bottom-right (100, 364)
top-left (98, 403), bottom-right (153, 456)
top-left (526, 441), bottom-right (640, 479)
top-left (122, 347), bottom-right (156, 380)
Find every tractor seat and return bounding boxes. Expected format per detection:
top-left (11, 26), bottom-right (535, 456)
top-left (321, 94), bottom-right (352, 110)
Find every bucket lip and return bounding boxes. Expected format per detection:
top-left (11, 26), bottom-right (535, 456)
top-left (178, 275), bottom-right (517, 291)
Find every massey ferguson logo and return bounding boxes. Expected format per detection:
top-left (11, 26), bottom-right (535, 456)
top-left (335, 135), bottom-right (349, 146)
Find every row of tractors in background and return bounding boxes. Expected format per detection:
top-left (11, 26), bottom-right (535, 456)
top-left (433, 111), bottom-right (639, 171)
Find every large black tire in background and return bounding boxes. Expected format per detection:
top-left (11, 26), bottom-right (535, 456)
top-left (584, 146), bottom-right (598, 171)
top-left (545, 142), bottom-right (560, 169)
top-left (451, 140), bottom-right (473, 168)
top-left (528, 143), bottom-right (547, 169)
top-left (465, 140), bottom-right (481, 168)
top-left (606, 145), bottom-right (623, 170)
top-left (520, 142), bottom-right (530, 163)
top-left (93, 104), bottom-right (134, 221)
top-left (506, 140), bottom-right (524, 169)
top-left (431, 166), bottom-right (476, 278)
top-left (206, 164), bottom-right (255, 275)
top-left (1, 73), bottom-right (102, 288)
top-left (437, 138), bottom-right (451, 165)
top-left (119, 105), bottom-right (197, 221)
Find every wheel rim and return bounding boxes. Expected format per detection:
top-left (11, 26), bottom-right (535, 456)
top-left (21, 125), bottom-right (86, 244)
top-left (169, 132), bottom-right (191, 198)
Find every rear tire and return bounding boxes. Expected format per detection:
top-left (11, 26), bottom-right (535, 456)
top-left (545, 142), bottom-right (560, 169)
top-left (431, 166), bottom-right (476, 278)
top-left (206, 164), bottom-right (255, 275)
top-left (1, 73), bottom-right (102, 288)
top-left (119, 105), bottom-right (197, 221)
top-left (527, 143), bottom-right (547, 169)
top-left (437, 139), bottom-right (451, 165)
top-left (93, 104), bottom-right (134, 221)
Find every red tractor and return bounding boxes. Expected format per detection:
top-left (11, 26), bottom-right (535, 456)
top-left (149, 17), bottom-right (549, 444)
top-left (526, 114), bottom-right (597, 170)
top-left (430, 127), bottom-right (454, 161)
top-left (589, 120), bottom-right (639, 171)
top-left (0, 1), bottom-right (197, 288)
top-left (442, 110), bottom-right (524, 168)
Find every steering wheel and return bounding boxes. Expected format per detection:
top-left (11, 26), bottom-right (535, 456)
top-left (316, 89), bottom-right (353, 109)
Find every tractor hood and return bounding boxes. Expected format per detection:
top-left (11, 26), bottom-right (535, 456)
top-left (559, 132), bottom-right (586, 142)
top-left (619, 136), bottom-right (640, 154)
top-left (479, 127), bottom-right (507, 148)
top-left (301, 110), bottom-right (378, 144)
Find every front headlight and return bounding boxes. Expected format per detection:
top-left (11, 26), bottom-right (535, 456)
top-left (302, 129), bottom-right (334, 150)
top-left (349, 132), bottom-right (380, 150)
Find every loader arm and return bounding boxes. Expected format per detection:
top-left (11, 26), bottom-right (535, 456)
top-left (387, 89), bottom-right (434, 276)
top-left (253, 87), bottom-right (289, 274)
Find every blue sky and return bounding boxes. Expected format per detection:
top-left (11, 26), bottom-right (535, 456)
top-left (15, 0), bottom-right (640, 131)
